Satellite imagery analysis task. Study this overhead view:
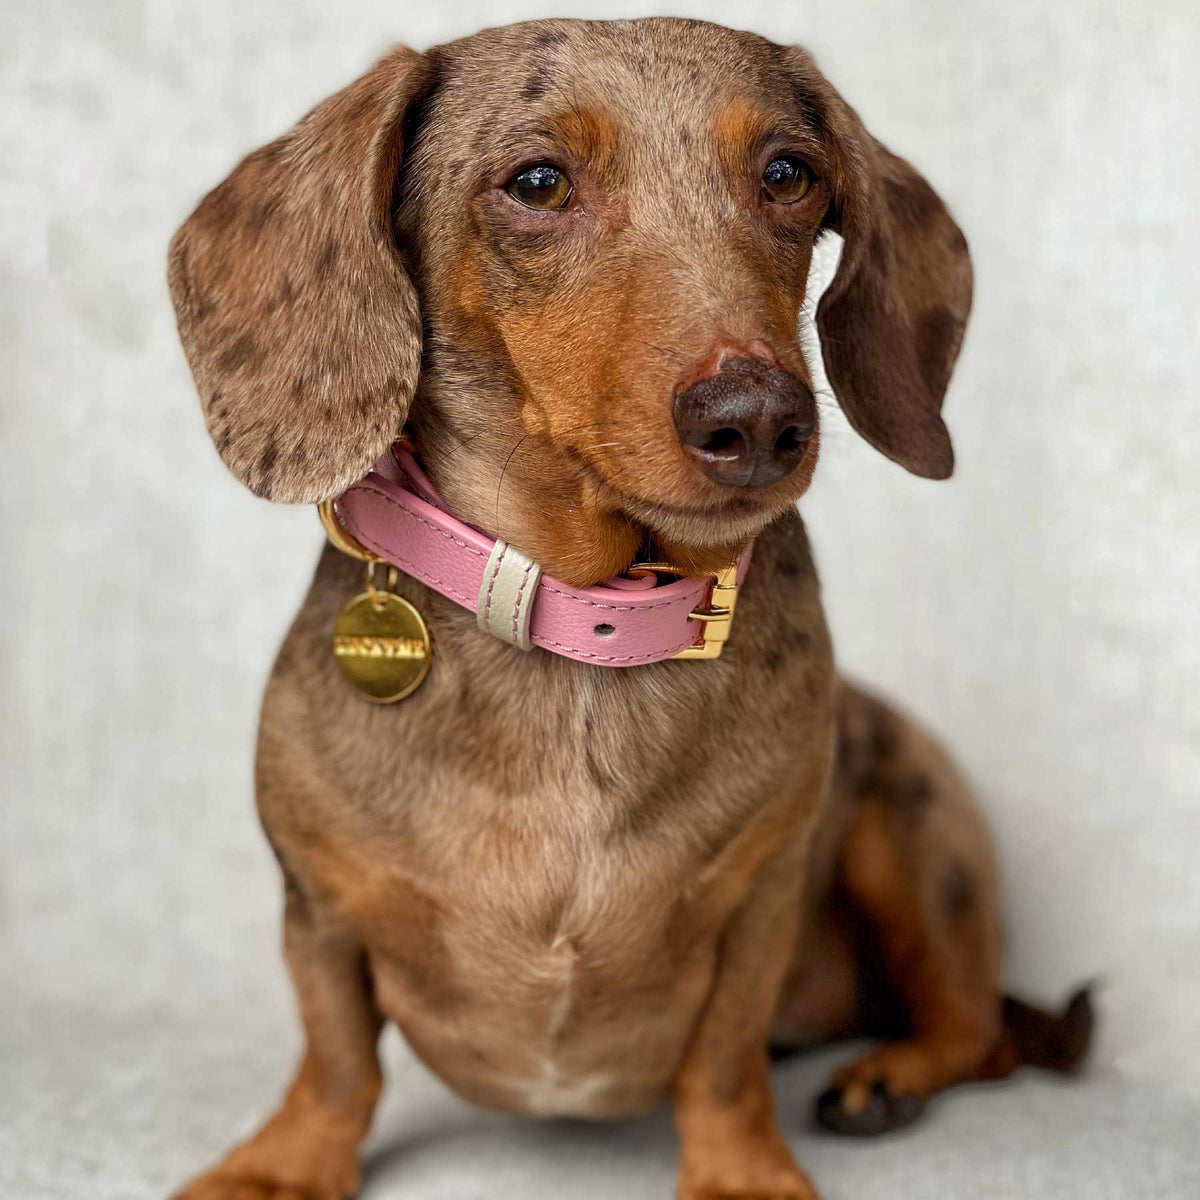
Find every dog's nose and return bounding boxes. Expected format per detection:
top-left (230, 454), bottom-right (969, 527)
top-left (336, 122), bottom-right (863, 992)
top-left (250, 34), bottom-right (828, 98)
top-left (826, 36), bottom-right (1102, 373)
top-left (672, 356), bottom-right (817, 488)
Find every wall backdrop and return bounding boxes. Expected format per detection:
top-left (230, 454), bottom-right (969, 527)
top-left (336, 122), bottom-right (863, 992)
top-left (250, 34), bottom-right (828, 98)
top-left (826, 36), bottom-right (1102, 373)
top-left (3, 0), bottom-right (1198, 1194)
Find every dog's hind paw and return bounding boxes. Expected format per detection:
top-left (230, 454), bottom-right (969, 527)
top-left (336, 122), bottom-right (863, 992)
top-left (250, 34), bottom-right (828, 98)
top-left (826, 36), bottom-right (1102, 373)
top-left (814, 1077), bottom-right (926, 1137)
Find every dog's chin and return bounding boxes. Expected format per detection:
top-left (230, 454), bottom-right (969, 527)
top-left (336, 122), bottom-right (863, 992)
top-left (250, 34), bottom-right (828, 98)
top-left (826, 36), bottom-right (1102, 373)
top-left (612, 489), bottom-right (803, 578)
top-left (596, 441), bottom-right (819, 569)
top-left (609, 456), bottom-right (816, 568)
top-left (626, 496), bottom-right (782, 549)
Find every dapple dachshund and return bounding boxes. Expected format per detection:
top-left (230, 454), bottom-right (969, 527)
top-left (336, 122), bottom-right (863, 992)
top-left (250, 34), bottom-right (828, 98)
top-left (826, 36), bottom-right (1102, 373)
top-left (167, 17), bottom-right (1092, 1200)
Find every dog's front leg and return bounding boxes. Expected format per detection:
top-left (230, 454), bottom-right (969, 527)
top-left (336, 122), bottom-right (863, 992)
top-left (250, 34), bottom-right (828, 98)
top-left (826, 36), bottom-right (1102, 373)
top-left (174, 884), bottom-right (383, 1200)
top-left (673, 821), bottom-right (821, 1200)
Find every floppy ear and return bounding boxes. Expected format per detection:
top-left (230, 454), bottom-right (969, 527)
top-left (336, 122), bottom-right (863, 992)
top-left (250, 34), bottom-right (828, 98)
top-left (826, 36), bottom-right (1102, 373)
top-left (814, 93), bottom-right (973, 479)
top-left (168, 47), bottom-right (433, 502)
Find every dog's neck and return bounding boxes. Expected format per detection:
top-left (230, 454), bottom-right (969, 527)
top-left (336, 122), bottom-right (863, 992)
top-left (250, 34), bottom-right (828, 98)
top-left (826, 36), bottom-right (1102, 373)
top-left (404, 406), bottom-right (755, 590)
top-left (325, 443), bottom-right (755, 668)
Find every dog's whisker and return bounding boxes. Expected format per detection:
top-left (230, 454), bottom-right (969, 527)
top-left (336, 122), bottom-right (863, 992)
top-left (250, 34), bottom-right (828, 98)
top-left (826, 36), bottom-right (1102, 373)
top-left (493, 432), bottom-right (531, 525)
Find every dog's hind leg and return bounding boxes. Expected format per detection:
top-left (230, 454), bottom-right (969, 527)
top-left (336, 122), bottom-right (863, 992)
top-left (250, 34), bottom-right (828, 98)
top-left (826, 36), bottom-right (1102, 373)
top-left (812, 793), bottom-right (1004, 1134)
top-left (799, 684), bottom-right (1093, 1136)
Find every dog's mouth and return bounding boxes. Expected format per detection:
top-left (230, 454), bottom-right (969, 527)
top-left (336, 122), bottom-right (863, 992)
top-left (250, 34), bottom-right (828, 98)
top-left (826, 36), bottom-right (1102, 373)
top-left (566, 362), bottom-right (821, 558)
top-left (584, 437), bottom-right (819, 558)
top-left (621, 489), bottom-right (808, 560)
top-left (407, 392), bottom-right (818, 587)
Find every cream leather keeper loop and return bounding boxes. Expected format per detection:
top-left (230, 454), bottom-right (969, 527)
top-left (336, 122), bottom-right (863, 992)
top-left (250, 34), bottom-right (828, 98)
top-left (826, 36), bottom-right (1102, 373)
top-left (476, 539), bottom-right (543, 651)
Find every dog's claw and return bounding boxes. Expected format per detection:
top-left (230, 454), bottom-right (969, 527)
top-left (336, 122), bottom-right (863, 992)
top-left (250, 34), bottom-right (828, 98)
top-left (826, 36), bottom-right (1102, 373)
top-left (814, 1078), bottom-right (926, 1136)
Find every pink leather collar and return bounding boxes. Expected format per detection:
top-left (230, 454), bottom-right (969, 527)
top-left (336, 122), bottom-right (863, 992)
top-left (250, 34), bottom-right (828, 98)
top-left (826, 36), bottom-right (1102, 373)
top-left (328, 446), bottom-right (752, 667)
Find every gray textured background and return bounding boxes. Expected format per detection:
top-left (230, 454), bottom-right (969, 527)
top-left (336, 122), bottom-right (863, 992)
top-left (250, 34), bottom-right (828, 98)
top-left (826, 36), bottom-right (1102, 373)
top-left (3, 1), bottom-right (1199, 1197)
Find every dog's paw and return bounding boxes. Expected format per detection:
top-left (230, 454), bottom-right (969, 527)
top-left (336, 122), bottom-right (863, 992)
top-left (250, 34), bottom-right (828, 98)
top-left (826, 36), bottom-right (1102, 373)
top-left (678, 1185), bottom-right (820, 1200)
top-left (172, 1173), bottom-right (348, 1200)
top-left (679, 1192), bottom-right (818, 1200)
top-left (677, 1165), bottom-right (822, 1200)
top-left (815, 1076), bottom-right (926, 1136)
top-left (814, 1042), bottom-right (938, 1136)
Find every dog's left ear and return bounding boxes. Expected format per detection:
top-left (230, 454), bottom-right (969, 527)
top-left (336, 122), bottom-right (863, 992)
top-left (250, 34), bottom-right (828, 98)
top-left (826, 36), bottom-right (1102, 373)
top-left (801, 59), bottom-right (973, 479)
top-left (168, 47), bottom-right (434, 502)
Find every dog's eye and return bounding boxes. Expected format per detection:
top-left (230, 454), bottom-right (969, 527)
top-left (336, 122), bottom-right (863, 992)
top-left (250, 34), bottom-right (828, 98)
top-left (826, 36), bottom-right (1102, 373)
top-left (507, 163), bottom-right (573, 210)
top-left (762, 156), bottom-right (813, 204)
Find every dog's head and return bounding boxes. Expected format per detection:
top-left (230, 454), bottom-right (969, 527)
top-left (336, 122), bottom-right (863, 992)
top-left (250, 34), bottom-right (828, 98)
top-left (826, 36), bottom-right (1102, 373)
top-left (169, 18), bottom-right (971, 586)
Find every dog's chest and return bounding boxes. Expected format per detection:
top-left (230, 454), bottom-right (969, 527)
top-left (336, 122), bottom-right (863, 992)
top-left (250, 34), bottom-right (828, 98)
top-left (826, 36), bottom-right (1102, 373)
top-left (267, 516), bottom-right (834, 1117)
top-left (322, 675), bottom-right (824, 1117)
top-left (348, 778), bottom-right (749, 1117)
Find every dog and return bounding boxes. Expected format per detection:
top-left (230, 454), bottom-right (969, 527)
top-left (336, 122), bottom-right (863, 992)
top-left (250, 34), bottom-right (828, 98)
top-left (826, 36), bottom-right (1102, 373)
top-left (167, 18), bottom-right (1092, 1200)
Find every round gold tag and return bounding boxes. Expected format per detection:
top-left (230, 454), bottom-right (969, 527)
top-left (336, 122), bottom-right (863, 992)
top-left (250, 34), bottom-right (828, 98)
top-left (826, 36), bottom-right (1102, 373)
top-left (331, 591), bottom-right (431, 703)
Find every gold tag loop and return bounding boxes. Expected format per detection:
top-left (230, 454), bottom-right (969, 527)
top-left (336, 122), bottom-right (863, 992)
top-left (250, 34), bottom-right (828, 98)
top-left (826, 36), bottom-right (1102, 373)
top-left (328, 540), bottom-right (431, 703)
top-left (364, 559), bottom-right (400, 609)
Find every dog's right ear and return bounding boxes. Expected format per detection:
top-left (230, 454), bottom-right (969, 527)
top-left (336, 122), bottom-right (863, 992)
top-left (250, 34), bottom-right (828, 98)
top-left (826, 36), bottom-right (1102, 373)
top-left (782, 46), bottom-right (972, 481)
top-left (168, 47), bottom-right (434, 502)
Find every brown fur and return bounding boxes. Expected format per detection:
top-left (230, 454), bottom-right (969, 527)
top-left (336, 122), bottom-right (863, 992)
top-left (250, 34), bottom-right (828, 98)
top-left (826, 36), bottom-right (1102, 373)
top-left (168, 19), bottom-right (1086, 1200)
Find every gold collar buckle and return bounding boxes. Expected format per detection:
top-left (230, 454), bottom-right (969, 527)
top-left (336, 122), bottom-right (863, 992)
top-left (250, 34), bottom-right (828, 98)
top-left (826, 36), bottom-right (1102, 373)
top-left (626, 561), bottom-right (741, 660)
top-left (675, 562), bottom-right (740, 658)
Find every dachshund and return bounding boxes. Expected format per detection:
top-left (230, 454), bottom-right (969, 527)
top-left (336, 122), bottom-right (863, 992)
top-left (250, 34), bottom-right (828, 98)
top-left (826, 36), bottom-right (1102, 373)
top-left (167, 18), bottom-right (1091, 1200)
